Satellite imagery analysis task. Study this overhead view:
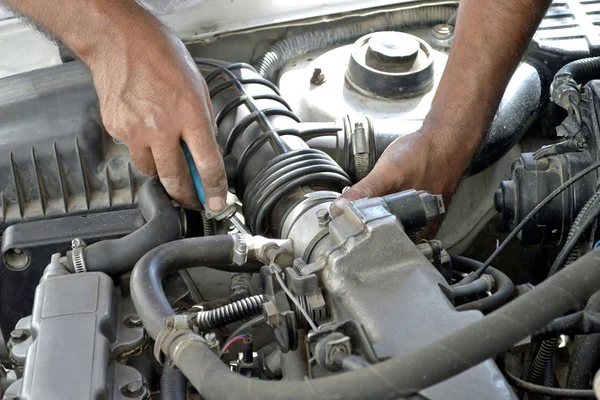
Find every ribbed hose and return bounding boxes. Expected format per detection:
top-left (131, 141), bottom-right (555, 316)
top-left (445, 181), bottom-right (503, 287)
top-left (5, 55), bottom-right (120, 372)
top-left (528, 338), bottom-right (558, 383)
top-left (160, 361), bottom-right (187, 400)
top-left (530, 189), bottom-right (600, 383)
top-left (195, 295), bottom-right (266, 331)
top-left (556, 57), bottom-right (600, 83)
top-left (201, 209), bottom-right (216, 236)
top-left (251, 5), bottom-right (457, 81)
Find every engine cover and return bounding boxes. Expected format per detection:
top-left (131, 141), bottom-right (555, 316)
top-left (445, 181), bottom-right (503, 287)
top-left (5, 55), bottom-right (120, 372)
top-left (3, 268), bottom-right (146, 400)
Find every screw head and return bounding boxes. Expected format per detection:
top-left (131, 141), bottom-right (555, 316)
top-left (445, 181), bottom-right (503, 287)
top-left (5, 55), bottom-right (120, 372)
top-left (431, 24), bottom-right (454, 39)
top-left (310, 68), bottom-right (326, 85)
top-left (10, 329), bottom-right (29, 342)
top-left (124, 314), bottom-right (143, 328)
top-left (121, 381), bottom-right (144, 398)
top-left (316, 209), bottom-right (331, 227)
top-left (71, 238), bottom-right (84, 249)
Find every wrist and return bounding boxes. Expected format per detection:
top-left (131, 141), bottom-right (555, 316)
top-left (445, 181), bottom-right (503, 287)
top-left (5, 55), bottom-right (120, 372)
top-left (64, 0), bottom-right (159, 67)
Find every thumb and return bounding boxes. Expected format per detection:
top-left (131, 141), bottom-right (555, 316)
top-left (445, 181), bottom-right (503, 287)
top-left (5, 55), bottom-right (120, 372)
top-left (330, 169), bottom-right (393, 216)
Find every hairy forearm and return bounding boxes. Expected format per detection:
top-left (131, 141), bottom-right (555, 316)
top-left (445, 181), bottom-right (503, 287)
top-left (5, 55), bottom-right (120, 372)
top-left (424, 0), bottom-right (551, 177)
top-left (1, 0), bottom-right (162, 65)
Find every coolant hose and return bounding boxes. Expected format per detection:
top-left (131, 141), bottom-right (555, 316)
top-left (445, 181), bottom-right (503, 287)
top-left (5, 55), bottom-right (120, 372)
top-left (67, 176), bottom-right (183, 276)
top-left (252, 5), bottom-right (456, 81)
top-left (153, 246), bottom-right (600, 399)
top-left (130, 235), bottom-right (262, 339)
top-left (160, 360), bottom-right (187, 400)
top-left (451, 255), bottom-right (515, 313)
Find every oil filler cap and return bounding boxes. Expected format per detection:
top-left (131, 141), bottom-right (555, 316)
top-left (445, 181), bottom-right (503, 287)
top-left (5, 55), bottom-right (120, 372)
top-left (346, 31), bottom-right (434, 99)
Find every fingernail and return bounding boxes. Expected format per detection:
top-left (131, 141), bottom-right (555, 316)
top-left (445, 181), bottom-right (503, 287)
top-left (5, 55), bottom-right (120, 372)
top-left (207, 196), bottom-right (225, 212)
top-left (330, 198), bottom-right (349, 217)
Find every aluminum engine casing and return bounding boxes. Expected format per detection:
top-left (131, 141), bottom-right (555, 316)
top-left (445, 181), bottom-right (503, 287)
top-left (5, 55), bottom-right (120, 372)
top-left (3, 270), bottom-right (146, 400)
top-left (297, 199), bottom-right (516, 399)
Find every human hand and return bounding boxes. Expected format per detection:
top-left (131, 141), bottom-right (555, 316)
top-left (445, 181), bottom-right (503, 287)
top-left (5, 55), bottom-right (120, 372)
top-left (331, 130), bottom-right (466, 218)
top-left (88, 18), bottom-right (226, 210)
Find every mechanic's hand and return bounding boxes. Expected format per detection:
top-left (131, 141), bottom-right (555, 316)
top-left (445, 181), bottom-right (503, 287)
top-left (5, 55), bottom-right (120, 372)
top-left (89, 23), bottom-right (226, 210)
top-left (331, 130), bottom-right (465, 217)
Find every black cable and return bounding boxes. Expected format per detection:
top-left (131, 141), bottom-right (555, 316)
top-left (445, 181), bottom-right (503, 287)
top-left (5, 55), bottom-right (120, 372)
top-left (502, 360), bottom-right (595, 398)
top-left (548, 190), bottom-right (600, 276)
top-left (458, 161), bottom-right (600, 284)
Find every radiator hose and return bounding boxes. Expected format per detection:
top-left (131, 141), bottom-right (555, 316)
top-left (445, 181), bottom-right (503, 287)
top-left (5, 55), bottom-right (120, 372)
top-left (66, 176), bottom-right (183, 276)
top-left (132, 236), bottom-right (600, 399)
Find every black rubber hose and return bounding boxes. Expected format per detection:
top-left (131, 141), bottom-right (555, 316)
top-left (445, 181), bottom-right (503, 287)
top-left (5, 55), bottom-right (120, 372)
top-left (568, 291), bottom-right (600, 390)
top-left (130, 235), bottom-right (238, 339)
top-left (251, 5), bottom-right (456, 81)
top-left (451, 255), bottom-right (515, 313)
top-left (160, 361), bottom-right (187, 400)
top-left (162, 246), bottom-right (600, 400)
top-left (534, 310), bottom-right (600, 339)
top-left (556, 56), bottom-right (600, 84)
top-left (69, 177), bottom-right (183, 276)
top-left (450, 277), bottom-right (488, 298)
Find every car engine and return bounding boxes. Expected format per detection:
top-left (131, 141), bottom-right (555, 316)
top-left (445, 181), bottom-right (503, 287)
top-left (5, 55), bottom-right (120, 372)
top-left (1, 1), bottom-right (600, 399)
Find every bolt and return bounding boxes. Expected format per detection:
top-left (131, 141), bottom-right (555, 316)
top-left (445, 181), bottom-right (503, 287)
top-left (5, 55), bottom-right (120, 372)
top-left (10, 329), bottom-right (28, 343)
top-left (432, 23), bottom-right (454, 39)
top-left (310, 68), bottom-right (325, 85)
top-left (71, 238), bottom-right (85, 249)
top-left (204, 332), bottom-right (219, 349)
top-left (316, 209), bottom-right (331, 227)
top-left (121, 381), bottom-right (144, 398)
top-left (124, 314), bottom-right (143, 328)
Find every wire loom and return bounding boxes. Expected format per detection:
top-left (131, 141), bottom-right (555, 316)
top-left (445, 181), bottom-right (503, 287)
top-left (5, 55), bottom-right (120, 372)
top-left (195, 60), bottom-right (351, 234)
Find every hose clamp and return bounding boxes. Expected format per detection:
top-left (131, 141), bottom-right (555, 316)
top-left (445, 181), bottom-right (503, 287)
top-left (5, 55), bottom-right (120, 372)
top-left (71, 238), bottom-right (87, 274)
top-left (153, 315), bottom-right (192, 365)
top-left (233, 233), bottom-right (248, 265)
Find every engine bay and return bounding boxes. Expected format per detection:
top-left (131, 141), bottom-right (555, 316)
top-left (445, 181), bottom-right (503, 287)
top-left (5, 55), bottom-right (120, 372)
top-left (1, 1), bottom-right (600, 399)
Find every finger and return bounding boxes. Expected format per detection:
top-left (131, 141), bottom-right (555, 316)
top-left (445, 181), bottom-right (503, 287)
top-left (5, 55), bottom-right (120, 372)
top-left (330, 164), bottom-right (397, 217)
top-left (152, 140), bottom-right (202, 209)
top-left (129, 145), bottom-right (158, 176)
top-left (182, 108), bottom-right (228, 212)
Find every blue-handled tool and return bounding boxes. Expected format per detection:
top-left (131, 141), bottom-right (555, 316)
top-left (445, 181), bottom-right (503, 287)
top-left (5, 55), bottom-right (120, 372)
top-left (181, 141), bottom-right (238, 221)
top-left (181, 141), bottom-right (206, 205)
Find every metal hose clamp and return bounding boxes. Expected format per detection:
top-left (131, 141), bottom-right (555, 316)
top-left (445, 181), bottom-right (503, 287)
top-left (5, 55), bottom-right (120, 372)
top-left (71, 238), bottom-right (87, 274)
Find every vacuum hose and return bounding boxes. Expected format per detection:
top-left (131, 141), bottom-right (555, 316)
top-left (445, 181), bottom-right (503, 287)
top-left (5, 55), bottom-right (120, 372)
top-left (131, 235), bottom-right (600, 399)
